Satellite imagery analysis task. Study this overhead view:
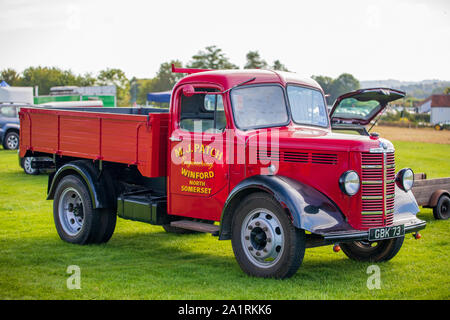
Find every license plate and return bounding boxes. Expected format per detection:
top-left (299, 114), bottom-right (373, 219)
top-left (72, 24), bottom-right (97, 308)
top-left (368, 225), bottom-right (404, 241)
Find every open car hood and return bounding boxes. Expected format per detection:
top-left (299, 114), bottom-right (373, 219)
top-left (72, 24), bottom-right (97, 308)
top-left (329, 88), bottom-right (405, 125)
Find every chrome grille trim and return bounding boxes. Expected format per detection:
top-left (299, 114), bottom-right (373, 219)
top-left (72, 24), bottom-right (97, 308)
top-left (361, 151), bottom-right (395, 228)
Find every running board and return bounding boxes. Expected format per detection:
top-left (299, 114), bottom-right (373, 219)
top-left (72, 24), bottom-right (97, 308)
top-left (170, 220), bottom-right (219, 236)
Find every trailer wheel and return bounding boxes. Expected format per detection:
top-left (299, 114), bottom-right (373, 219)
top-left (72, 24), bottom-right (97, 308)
top-left (340, 236), bottom-right (404, 262)
top-left (53, 175), bottom-right (113, 245)
top-left (433, 194), bottom-right (449, 220)
top-left (231, 192), bottom-right (305, 279)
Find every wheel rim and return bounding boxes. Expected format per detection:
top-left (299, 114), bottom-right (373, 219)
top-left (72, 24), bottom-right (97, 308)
top-left (23, 157), bottom-right (34, 173)
top-left (241, 208), bottom-right (284, 268)
top-left (58, 187), bottom-right (84, 236)
top-left (6, 134), bottom-right (19, 149)
top-left (353, 240), bottom-right (381, 251)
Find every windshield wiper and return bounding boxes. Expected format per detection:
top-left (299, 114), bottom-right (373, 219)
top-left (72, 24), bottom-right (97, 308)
top-left (221, 77), bottom-right (256, 94)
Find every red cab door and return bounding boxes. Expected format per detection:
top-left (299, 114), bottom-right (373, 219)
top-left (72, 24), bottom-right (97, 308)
top-left (167, 84), bottom-right (229, 221)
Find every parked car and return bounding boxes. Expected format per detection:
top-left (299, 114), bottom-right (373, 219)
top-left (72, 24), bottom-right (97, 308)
top-left (0, 102), bottom-right (22, 150)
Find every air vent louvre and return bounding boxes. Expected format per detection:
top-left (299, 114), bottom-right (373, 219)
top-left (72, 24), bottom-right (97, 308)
top-left (311, 153), bottom-right (338, 165)
top-left (256, 149), bottom-right (338, 165)
top-left (283, 151), bottom-right (309, 163)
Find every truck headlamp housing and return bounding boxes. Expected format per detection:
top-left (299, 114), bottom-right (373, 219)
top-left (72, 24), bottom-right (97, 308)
top-left (396, 168), bottom-right (414, 191)
top-left (339, 170), bottom-right (360, 196)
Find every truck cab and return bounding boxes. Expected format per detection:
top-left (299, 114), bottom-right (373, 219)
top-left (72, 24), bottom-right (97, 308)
top-left (19, 68), bottom-right (426, 278)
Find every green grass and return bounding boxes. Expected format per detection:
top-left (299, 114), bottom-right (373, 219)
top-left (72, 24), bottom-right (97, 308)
top-left (0, 141), bottom-right (449, 300)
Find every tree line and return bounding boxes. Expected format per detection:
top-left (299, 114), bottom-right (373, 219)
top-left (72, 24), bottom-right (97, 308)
top-left (1, 45), bottom-right (359, 106)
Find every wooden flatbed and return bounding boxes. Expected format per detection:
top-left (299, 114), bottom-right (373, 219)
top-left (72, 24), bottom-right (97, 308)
top-left (412, 173), bottom-right (450, 220)
top-left (19, 107), bottom-right (169, 177)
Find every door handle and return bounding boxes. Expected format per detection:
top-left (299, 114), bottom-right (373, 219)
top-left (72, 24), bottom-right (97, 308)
top-left (169, 136), bottom-right (183, 142)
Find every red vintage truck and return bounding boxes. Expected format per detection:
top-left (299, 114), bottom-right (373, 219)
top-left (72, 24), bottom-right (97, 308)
top-left (19, 67), bottom-right (426, 278)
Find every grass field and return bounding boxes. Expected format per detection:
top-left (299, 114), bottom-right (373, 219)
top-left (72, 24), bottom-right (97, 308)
top-left (0, 138), bottom-right (449, 299)
top-left (373, 125), bottom-right (450, 145)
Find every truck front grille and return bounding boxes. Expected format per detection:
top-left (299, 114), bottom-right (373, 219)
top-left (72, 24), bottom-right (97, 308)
top-left (361, 151), bottom-right (395, 229)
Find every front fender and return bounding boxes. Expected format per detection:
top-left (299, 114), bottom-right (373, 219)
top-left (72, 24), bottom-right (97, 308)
top-left (393, 185), bottom-right (421, 223)
top-left (3, 123), bottom-right (20, 133)
top-left (1, 124), bottom-right (20, 140)
top-left (219, 175), bottom-right (350, 240)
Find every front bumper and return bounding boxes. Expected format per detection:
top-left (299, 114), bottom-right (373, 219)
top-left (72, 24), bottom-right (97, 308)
top-left (322, 216), bottom-right (426, 243)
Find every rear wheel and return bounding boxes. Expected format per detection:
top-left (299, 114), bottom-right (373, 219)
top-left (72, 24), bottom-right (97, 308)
top-left (340, 237), bottom-right (404, 262)
top-left (53, 175), bottom-right (116, 244)
top-left (22, 157), bottom-right (39, 175)
top-left (3, 131), bottom-right (19, 150)
top-left (231, 192), bottom-right (306, 279)
top-left (433, 194), bottom-right (449, 220)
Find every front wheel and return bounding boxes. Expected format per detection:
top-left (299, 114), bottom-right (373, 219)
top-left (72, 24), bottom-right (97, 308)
top-left (231, 192), bottom-right (306, 279)
top-left (340, 236), bottom-right (404, 262)
top-left (3, 131), bottom-right (19, 150)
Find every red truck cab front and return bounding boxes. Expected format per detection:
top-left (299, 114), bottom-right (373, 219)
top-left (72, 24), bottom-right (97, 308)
top-left (19, 68), bottom-right (425, 278)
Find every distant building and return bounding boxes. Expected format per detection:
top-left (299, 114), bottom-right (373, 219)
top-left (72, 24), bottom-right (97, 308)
top-left (418, 94), bottom-right (450, 124)
top-left (34, 85), bottom-right (117, 107)
top-left (0, 86), bottom-right (34, 104)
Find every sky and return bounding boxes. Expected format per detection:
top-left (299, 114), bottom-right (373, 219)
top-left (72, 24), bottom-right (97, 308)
top-left (0, 0), bottom-right (449, 82)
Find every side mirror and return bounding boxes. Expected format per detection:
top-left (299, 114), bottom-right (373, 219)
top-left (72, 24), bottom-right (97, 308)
top-left (182, 85), bottom-right (195, 97)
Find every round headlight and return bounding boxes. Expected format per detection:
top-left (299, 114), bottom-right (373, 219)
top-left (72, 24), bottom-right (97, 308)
top-left (396, 168), bottom-right (414, 191)
top-left (339, 170), bottom-right (360, 196)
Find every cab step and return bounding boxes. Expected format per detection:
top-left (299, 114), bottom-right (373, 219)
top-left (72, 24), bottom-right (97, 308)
top-left (170, 220), bottom-right (219, 236)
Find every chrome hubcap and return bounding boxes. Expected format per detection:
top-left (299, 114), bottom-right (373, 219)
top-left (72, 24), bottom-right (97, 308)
top-left (58, 188), bottom-right (84, 236)
top-left (7, 134), bottom-right (18, 149)
top-left (241, 208), bottom-right (284, 268)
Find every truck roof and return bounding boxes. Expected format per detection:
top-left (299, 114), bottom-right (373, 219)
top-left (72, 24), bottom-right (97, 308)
top-left (175, 69), bottom-right (322, 92)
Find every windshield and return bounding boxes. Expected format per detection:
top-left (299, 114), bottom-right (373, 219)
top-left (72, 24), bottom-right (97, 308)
top-left (286, 85), bottom-right (328, 127)
top-left (332, 98), bottom-right (381, 120)
top-left (230, 85), bottom-right (289, 130)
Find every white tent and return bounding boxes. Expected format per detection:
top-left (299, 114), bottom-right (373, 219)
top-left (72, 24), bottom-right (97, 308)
top-left (0, 86), bottom-right (33, 104)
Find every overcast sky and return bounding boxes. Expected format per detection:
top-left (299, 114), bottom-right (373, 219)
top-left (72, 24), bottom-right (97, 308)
top-left (0, 0), bottom-right (449, 81)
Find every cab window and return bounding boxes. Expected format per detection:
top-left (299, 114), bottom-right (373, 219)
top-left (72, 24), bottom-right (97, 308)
top-left (230, 85), bottom-right (289, 130)
top-left (179, 88), bottom-right (226, 133)
top-left (287, 85), bottom-right (328, 127)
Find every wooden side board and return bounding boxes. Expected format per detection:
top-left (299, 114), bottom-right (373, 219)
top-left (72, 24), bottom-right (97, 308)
top-left (412, 175), bottom-right (450, 207)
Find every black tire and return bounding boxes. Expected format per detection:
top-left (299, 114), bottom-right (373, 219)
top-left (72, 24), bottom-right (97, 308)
top-left (433, 194), bottom-right (449, 220)
top-left (95, 208), bottom-right (117, 243)
top-left (3, 131), bottom-right (19, 150)
top-left (231, 192), bottom-right (306, 279)
top-left (340, 236), bottom-right (404, 262)
top-left (21, 157), bottom-right (40, 175)
top-left (53, 174), bottom-right (115, 244)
